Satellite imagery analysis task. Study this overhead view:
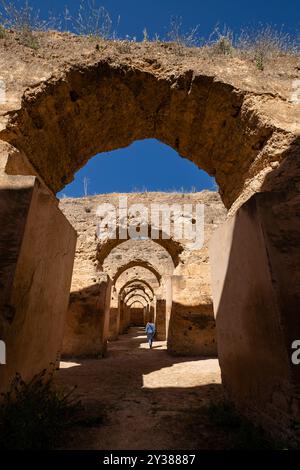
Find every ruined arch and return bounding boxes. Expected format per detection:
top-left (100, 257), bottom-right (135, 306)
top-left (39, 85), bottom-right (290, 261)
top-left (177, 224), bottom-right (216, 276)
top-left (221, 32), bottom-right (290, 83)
top-left (126, 295), bottom-right (148, 307)
top-left (121, 281), bottom-right (153, 295)
top-left (113, 261), bottom-right (162, 285)
top-left (125, 292), bottom-right (150, 305)
top-left (115, 267), bottom-right (160, 294)
top-left (125, 295), bottom-right (149, 324)
top-left (2, 52), bottom-right (298, 211)
top-left (102, 238), bottom-right (175, 278)
top-left (119, 280), bottom-right (154, 299)
top-left (0, 38), bottom-right (299, 443)
top-left (119, 280), bottom-right (153, 297)
top-left (98, 233), bottom-right (182, 269)
top-left (123, 290), bottom-right (151, 305)
top-left (120, 285), bottom-right (154, 302)
top-left (127, 300), bottom-right (146, 308)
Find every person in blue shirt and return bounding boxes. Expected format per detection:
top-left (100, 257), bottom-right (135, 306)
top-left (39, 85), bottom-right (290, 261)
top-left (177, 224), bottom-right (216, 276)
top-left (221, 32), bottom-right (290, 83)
top-left (145, 321), bottom-right (156, 349)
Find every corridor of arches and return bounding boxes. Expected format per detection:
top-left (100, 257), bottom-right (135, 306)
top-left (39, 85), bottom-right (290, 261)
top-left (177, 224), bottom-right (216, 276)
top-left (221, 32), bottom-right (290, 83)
top-left (1, 39), bottom-right (299, 448)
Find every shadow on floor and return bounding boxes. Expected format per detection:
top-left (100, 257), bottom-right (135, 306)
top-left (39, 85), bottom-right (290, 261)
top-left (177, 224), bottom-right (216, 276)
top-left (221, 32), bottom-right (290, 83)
top-left (57, 327), bottom-right (227, 450)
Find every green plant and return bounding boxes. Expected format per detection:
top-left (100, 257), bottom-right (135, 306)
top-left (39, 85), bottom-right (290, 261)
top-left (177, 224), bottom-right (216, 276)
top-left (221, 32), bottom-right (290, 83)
top-left (0, 23), bottom-right (5, 38)
top-left (0, 367), bottom-right (81, 449)
top-left (255, 50), bottom-right (264, 71)
top-left (237, 23), bottom-right (299, 68)
top-left (0, 0), bottom-right (61, 48)
top-left (207, 25), bottom-right (234, 55)
top-left (18, 27), bottom-right (39, 49)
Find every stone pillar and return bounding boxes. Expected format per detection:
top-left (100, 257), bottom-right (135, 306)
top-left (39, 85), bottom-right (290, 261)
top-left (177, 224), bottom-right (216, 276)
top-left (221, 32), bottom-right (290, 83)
top-left (149, 303), bottom-right (155, 323)
top-left (0, 176), bottom-right (76, 393)
top-left (210, 192), bottom-right (300, 444)
top-left (116, 301), bottom-right (121, 336)
top-left (153, 295), bottom-right (157, 324)
top-left (108, 288), bottom-right (119, 340)
top-left (119, 299), bottom-right (125, 334)
top-left (102, 278), bottom-right (113, 345)
top-left (119, 300), bottom-right (130, 334)
top-left (167, 275), bottom-right (216, 356)
top-left (156, 298), bottom-right (167, 340)
top-left (62, 274), bottom-right (112, 358)
top-left (165, 276), bottom-right (173, 340)
top-left (125, 304), bottom-right (131, 330)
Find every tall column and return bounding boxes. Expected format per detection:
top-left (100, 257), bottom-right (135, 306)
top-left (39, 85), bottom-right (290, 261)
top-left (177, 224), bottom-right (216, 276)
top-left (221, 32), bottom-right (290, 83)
top-left (165, 276), bottom-right (173, 340)
top-left (0, 176), bottom-right (76, 393)
top-left (210, 192), bottom-right (300, 444)
top-left (108, 288), bottom-right (119, 341)
top-left (155, 298), bottom-right (167, 340)
top-left (62, 274), bottom-right (112, 358)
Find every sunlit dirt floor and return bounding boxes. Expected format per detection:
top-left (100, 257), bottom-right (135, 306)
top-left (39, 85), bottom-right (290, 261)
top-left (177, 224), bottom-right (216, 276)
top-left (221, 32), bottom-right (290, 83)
top-left (57, 327), bottom-right (230, 450)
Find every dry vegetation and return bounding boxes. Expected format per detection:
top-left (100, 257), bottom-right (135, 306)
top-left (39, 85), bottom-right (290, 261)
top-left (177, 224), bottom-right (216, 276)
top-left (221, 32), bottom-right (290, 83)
top-left (0, 0), bottom-right (299, 71)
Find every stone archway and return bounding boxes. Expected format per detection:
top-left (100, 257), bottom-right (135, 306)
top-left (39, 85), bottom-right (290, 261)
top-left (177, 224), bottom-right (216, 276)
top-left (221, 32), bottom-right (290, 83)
top-left (125, 298), bottom-right (147, 327)
top-left (113, 260), bottom-right (162, 284)
top-left (0, 39), bottom-right (299, 442)
top-left (123, 289), bottom-right (153, 303)
top-left (1, 52), bottom-right (298, 210)
top-left (109, 263), bottom-right (161, 339)
top-left (119, 280), bottom-right (154, 300)
top-left (116, 279), bottom-right (156, 333)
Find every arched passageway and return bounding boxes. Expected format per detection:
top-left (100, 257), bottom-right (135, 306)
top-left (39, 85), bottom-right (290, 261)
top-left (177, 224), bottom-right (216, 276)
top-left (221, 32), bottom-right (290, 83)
top-left (0, 38), bottom-right (299, 444)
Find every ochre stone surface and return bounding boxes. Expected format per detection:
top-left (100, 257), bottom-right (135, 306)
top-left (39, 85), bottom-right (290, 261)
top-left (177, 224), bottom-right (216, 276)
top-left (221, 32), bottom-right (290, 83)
top-left (59, 191), bottom-right (226, 357)
top-left (0, 32), bottom-right (299, 211)
top-left (210, 191), bottom-right (300, 444)
top-left (0, 177), bottom-right (76, 393)
top-left (62, 277), bottom-right (111, 358)
top-left (0, 32), bottom-right (299, 444)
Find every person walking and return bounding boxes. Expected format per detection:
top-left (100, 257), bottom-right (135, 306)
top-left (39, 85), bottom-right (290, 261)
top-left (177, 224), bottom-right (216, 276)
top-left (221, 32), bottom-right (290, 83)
top-left (145, 321), bottom-right (156, 349)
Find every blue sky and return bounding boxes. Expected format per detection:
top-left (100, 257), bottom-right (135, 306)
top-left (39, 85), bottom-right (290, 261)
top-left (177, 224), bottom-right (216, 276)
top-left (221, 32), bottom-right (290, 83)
top-left (19, 0), bottom-right (298, 197)
top-left (60, 140), bottom-right (216, 197)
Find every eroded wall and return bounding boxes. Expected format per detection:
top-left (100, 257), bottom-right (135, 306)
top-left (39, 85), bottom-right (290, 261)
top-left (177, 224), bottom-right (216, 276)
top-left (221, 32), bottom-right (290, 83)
top-left (0, 176), bottom-right (76, 392)
top-left (62, 275), bottom-right (111, 358)
top-left (168, 276), bottom-right (217, 356)
top-left (210, 191), bottom-right (300, 444)
top-left (60, 191), bottom-right (226, 355)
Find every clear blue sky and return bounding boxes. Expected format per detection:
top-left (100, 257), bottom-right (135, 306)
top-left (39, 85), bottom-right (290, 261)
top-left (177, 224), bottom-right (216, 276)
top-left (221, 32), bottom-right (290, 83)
top-left (22, 0), bottom-right (298, 197)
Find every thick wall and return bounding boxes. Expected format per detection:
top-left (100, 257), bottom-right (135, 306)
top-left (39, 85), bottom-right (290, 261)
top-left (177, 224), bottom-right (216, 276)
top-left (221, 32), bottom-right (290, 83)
top-left (129, 307), bottom-right (144, 326)
top-left (0, 175), bottom-right (34, 321)
top-left (119, 301), bottom-right (131, 333)
top-left (210, 192), bottom-right (300, 443)
top-left (108, 307), bottom-right (119, 341)
top-left (0, 177), bottom-right (76, 392)
top-left (60, 192), bottom-right (225, 356)
top-left (62, 276), bottom-right (112, 358)
top-left (167, 275), bottom-right (217, 356)
top-left (155, 299), bottom-right (167, 340)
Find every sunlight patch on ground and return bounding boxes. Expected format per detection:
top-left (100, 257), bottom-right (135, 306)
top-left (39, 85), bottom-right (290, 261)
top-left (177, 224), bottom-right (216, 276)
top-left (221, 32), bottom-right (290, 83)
top-left (142, 359), bottom-right (221, 388)
top-left (60, 361), bottom-right (82, 369)
top-left (138, 340), bottom-right (167, 350)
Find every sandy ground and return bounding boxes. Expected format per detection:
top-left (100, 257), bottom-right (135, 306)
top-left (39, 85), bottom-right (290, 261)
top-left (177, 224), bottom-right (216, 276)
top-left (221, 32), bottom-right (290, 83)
top-left (57, 327), bottom-right (229, 450)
